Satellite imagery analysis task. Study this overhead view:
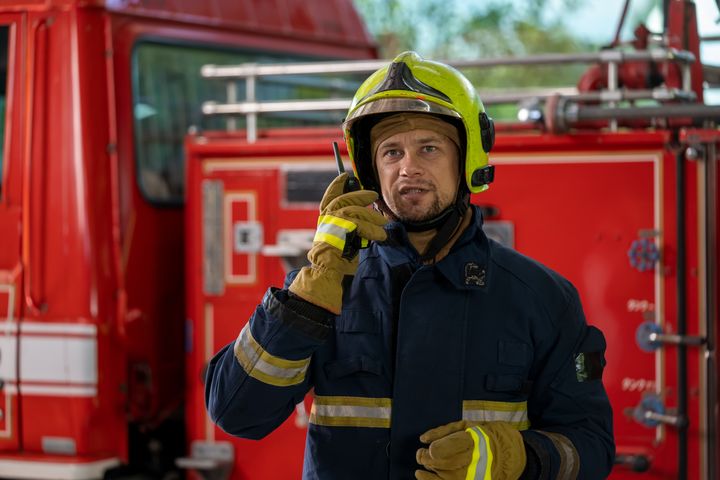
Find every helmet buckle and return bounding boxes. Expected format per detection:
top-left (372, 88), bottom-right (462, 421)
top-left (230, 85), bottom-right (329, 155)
top-left (471, 165), bottom-right (495, 188)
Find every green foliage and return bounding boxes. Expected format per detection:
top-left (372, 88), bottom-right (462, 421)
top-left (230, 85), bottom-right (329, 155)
top-left (352, 0), bottom-right (602, 118)
top-left (459, 17), bottom-right (591, 90)
top-left (353, 0), bottom-right (595, 58)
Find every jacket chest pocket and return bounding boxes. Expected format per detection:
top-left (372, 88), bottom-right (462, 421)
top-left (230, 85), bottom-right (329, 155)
top-left (337, 309), bottom-right (382, 335)
top-left (468, 340), bottom-right (533, 399)
top-left (325, 310), bottom-right (385, 381)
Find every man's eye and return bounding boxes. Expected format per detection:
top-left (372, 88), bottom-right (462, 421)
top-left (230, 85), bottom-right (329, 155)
top-left (423, 145), bottom-right (438, 153)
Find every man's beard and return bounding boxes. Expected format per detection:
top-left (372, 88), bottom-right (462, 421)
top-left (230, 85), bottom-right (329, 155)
top-left (394, 196), bottom-right (446, 224)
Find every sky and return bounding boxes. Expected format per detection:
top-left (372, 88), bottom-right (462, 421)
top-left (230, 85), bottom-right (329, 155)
top-left (553, 0), bottom-right (628, 42)
top-left (695, 0), bottom-right (720, 70)
top-left (381, 0), bottom-right (720, 101)
top-left (559, 0), bottom-right (720, 101)
top-left (449, 0), bottom-right (719, 61)
top-left (556, 0), bottom-right (720, 65)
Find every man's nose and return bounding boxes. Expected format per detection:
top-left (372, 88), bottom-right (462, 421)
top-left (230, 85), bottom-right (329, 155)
top-left (399, 151), bottom-right (423, 176)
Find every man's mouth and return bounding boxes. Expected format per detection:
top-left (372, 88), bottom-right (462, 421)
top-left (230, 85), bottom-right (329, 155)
top-left (398, 184), bottom-right (433, 195)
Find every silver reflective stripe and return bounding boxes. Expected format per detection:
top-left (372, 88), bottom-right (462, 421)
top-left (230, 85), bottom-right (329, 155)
top-left (313, 404), bottom-right (391, 419)
top-left (316, 221), bottom-right (350, 240)
top-left (233, 324), bottom-right (310, 387)
top-left (467, 426), bottom-right (492, 480)
top-left (310, 396), bottom-right (391, 428)
top-left (537, 431), bottom-right (580, 479)
top-left (314, 215), bottom-right (357, 250)
top-left (463, 400), bottom-right (530, 430)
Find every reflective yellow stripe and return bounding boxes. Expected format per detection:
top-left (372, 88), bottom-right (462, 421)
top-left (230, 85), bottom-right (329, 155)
top-left (463, 400), bottom-right (530, 430)
top-left (537, 431), bottom-right (579, 479)
top-left (233, 324), bottom-right (310, 387)
top-left (466, 426), bottom-right (493, 480)
top-left (313, 231), bottom-right (346, 250)
top-left (309, 415), bottom-right (390, 428)
top-left (310, 395), bottom-right (391, 428)
top-left (314, 396), bottom-right (391, 407)
top-left (314, 231), bottom-right (369, 250)
top-left (314, 215), bottom-right (358, 250)
top-left (465, 428), bottom-right (481, 480)
top-left (317, 214), bottom-right (357, 231)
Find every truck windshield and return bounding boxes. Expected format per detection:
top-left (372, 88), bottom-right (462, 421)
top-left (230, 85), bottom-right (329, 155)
top-left (132, 43), bottom-right (361, 204)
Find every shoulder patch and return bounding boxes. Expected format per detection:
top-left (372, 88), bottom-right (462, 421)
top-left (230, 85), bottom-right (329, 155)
top-left (574, 351), bottom-right (604, 382)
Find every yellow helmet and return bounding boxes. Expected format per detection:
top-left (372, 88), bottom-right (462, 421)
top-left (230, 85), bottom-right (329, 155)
top-left (343, 51), bottom-right (495, 194)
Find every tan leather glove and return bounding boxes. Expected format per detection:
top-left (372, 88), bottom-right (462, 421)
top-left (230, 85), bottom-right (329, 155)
top-left (288, 173), bottom-right (387, 314)
top-left (415, 420), bottom-right (526, 480)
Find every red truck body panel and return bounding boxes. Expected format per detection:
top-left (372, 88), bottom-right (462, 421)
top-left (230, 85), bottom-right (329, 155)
top-left (0, 1), bottom-right (374, 477)
top-left (185, 127), bottom-right (715, 479)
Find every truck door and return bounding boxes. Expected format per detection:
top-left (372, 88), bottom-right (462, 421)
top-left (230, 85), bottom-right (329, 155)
top-left (0, 13), bottom-right (24, 453)
top-left (185, 133), bottom-right (341, 479)
top-left (480, 137), bottom-right (699, 479)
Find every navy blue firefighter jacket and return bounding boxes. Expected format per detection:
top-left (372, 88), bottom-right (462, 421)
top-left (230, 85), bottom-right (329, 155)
top-left (205, 206), bottom-right (615, 479)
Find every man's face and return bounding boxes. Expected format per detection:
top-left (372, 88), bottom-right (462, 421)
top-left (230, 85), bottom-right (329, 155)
top-left (375, 128), bottom-right (460, 223)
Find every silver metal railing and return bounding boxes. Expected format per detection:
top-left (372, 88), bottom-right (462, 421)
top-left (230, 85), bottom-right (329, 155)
top-left (200, 48), bottom-right (697, 141)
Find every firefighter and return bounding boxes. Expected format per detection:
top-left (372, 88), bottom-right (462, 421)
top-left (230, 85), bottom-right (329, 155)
top-left (205, 51), bottom-right (615, 479)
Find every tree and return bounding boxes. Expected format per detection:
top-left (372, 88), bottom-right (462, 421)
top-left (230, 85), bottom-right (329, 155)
top-left (353, 0), bottom-right (590, 60)
top-left (352, 0), bottom-right (602, 118)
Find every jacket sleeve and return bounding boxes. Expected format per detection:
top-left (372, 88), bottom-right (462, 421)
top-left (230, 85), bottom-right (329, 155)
top-left (205, 277), bottom-right (334, 440)
top-left (520, 285), bottom-right (615, 480)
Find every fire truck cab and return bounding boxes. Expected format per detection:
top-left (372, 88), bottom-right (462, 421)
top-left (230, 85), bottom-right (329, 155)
top-left (0, 1), bottom-right (374, 478)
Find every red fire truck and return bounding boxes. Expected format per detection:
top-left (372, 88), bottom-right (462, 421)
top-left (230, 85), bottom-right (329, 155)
top-left (0, 0), bottom-right (375, 479)
top-left (0, 0), bottom-right (719, 479)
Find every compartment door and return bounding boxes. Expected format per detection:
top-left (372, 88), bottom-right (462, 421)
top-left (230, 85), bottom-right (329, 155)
top-left (478, 150), bottom-right (690, 479)
top-left (191, 160), bottom-right (335, 479)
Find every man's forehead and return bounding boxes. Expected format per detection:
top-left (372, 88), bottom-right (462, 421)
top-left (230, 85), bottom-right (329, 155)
top-left (370, 113), bottom-right (461, 155)
top-left (378, 129), bottom-right (450, 146)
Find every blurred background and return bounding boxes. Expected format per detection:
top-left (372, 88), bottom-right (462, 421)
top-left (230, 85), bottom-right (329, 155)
top-left (0, 1), bottom-right (717, 479)
top-left (353, 0), bottom-right (720, 111)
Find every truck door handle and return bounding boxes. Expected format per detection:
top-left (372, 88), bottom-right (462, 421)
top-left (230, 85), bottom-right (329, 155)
top-left (261, 229), bottom-right (314, 257)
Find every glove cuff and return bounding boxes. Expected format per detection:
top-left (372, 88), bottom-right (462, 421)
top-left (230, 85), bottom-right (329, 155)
top-left (288, 265), bottom-right (345, 315)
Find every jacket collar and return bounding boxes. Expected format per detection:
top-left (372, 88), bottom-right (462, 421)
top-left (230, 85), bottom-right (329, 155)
top-left (374, 205), bottom-right (490, 291)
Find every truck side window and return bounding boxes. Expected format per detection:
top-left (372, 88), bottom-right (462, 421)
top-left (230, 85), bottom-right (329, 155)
top-left (285, 169), bottom-right (338, 204)
top-left (0, 25), bottom-right (9, 199)
top-left (131, 43), bottom-right (361, 205)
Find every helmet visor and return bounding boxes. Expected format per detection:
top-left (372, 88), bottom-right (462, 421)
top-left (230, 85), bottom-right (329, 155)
top-left (343, 97), bottom-right (460, 130)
